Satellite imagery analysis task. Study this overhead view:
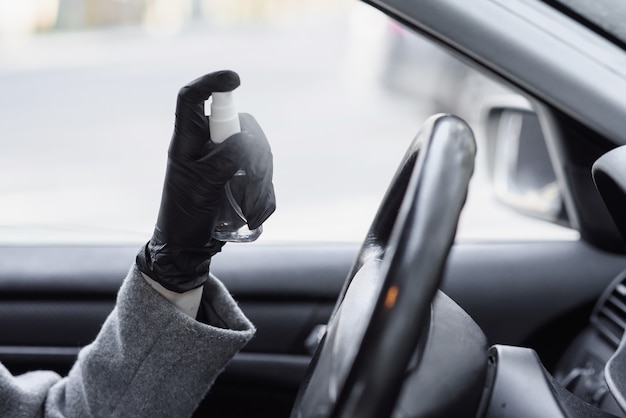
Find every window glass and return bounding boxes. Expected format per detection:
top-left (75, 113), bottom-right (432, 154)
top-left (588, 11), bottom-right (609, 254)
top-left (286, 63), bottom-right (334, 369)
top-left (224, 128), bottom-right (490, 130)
top-left (0, 0), bottom-right (578, 244)
top-left (548, 0), bottom-right (626, 45)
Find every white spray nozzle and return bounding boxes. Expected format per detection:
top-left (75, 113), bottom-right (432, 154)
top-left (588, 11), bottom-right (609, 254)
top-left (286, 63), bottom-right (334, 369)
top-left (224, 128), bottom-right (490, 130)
top-left (209, 91), bottom-right (241, 144)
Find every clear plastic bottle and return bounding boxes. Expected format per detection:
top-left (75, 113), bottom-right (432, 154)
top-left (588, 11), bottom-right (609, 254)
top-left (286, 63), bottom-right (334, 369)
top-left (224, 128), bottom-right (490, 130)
top-left (209, 91), bottom-right (263, 242)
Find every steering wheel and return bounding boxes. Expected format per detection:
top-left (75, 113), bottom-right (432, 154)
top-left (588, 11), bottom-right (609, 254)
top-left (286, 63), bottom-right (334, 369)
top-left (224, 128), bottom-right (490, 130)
top-left (290, 114), bottom-right (476, 418)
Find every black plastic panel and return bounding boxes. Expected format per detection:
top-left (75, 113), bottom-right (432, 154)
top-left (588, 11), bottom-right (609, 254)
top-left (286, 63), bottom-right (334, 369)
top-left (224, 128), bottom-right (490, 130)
top-left (442, 240), bottom-right (626, 345)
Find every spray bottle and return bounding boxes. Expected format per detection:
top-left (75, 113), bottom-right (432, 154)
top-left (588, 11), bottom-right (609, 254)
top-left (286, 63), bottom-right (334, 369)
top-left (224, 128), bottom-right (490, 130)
top-left (209, 91), bottom-right (263, 242)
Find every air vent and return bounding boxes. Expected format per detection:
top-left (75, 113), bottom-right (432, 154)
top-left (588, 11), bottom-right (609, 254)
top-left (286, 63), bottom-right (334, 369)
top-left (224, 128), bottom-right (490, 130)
top-left (592, 271), bottom-right (626, 348)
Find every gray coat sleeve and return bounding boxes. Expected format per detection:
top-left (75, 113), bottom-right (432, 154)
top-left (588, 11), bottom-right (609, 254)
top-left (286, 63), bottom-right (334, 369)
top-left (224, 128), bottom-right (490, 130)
top-left (0, 264), bottom-right (255, 418)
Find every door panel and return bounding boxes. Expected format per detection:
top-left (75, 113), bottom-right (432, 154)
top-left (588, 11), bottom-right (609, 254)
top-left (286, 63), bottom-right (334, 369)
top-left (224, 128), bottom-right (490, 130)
top-left (0, 239), bottom-right (624, 415)
top-left (0, 244), bottom-right (355, 378)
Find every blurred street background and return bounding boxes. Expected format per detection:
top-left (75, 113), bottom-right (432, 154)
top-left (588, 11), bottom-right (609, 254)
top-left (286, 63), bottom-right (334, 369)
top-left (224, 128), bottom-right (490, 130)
top-left (0, 0), bottom-right (577, 243)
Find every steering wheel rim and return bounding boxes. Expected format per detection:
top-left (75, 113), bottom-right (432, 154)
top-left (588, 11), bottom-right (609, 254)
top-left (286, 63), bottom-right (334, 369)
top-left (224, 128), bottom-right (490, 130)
top-left (291, 114), bottom-right (476, 418)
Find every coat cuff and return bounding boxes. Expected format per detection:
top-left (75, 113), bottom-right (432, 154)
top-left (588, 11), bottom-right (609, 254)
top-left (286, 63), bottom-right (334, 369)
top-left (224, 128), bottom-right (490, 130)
top-left (47, 264), bottom-right (255, 417)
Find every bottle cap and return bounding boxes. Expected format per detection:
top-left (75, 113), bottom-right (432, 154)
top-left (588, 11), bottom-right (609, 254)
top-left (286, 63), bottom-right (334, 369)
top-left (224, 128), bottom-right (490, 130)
top-left (209, 91), bottom-right (241, 143)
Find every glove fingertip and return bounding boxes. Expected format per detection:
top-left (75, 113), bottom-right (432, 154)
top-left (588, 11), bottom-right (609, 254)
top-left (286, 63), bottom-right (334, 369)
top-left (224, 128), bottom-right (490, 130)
top-left (246, 188), bottom-right (276, 230)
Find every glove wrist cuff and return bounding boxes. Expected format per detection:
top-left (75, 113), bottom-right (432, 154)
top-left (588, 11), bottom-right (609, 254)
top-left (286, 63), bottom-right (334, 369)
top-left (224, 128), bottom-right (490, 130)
top-left (135, 239), bottom-right (223, 293)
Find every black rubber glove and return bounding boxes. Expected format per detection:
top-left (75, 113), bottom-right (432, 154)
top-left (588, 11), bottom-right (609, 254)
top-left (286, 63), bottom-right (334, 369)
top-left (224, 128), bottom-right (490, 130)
top-left (136, 70), bottom-right (276, 293)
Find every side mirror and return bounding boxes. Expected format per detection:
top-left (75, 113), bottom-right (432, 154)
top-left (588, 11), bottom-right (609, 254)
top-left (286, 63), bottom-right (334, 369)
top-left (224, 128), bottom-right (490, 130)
top-left (483, 101), bottom-right (568, 225)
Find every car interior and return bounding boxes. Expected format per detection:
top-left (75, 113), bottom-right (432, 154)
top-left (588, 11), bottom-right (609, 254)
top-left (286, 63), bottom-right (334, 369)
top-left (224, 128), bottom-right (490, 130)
top-left (2, 0), bottom-right (626, 417)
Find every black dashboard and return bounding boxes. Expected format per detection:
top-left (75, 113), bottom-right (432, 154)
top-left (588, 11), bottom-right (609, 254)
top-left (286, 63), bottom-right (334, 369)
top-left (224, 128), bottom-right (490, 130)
top-left (554, 270), bottom-right (626, 416)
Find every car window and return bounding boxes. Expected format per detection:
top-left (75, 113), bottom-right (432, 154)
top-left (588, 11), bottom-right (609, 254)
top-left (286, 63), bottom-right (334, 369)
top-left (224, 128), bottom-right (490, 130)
top-left (0, 1), bottom-right (578, 244)
top-left (548, 0), bottom-right (626, 46)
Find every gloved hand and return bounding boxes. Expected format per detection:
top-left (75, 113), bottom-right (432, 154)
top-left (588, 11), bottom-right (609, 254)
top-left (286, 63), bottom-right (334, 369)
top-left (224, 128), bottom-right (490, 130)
top-left (136, 70), bottom-right (276, 293)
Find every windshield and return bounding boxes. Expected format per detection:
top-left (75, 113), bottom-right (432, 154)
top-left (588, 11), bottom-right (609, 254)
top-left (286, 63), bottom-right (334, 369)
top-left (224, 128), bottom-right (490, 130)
top-left (548, 0), bottom-right (626, 46)
top-left (0, 1), bottom-right (578, 244)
